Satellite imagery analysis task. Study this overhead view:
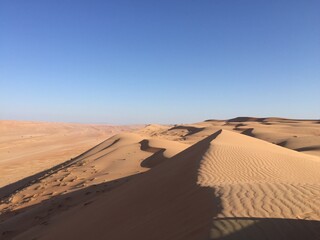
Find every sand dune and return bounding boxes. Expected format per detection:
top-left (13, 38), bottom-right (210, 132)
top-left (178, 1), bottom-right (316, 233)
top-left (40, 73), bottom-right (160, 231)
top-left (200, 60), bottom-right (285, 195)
top-left (140, 118), bottom-right (320, 157)
top-left (198, 130), bottom-right (320, 239)
top-left (0, 121), bottom-right (140, 187)
top-left (0, 118), bottom-right (320, 239)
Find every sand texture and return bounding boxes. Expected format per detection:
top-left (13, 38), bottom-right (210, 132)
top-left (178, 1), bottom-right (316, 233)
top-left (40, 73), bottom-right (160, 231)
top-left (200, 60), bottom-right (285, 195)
top-left (0, 118), bottom-right (320, 239)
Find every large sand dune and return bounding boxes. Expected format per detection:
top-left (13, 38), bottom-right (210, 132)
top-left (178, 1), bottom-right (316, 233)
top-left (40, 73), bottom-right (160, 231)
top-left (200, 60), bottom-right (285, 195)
top-left (0, 121), bottom-right (140, 187)
top-left (0, 118), bottom-right (319, 239)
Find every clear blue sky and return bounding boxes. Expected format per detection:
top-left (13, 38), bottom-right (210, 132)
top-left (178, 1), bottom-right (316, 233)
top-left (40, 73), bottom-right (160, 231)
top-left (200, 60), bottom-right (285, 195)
top-left (1, 0), bottom-right (319, 124)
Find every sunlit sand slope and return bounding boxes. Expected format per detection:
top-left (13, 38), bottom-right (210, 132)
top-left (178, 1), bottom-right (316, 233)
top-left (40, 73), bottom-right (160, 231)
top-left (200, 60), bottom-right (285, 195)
top-left (0, 120), bottom-right (140, 187)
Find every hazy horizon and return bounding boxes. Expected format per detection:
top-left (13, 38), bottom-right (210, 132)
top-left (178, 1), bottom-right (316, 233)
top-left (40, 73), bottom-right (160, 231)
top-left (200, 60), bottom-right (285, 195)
top-left (1, 0), bottom-right (319, 124)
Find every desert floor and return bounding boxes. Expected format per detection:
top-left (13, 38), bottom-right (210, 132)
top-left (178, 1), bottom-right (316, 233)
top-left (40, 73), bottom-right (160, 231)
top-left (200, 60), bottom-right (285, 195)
top-left (0, 117), bottom-right (319, 240)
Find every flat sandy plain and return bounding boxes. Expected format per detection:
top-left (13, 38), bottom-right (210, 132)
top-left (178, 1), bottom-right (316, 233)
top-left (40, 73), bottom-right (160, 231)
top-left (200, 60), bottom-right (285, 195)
top-left (0, 117), bottom-right (320, 240)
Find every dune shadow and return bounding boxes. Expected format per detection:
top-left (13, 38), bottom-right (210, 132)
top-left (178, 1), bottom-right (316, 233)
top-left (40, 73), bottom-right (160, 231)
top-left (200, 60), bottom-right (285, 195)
top-left (0, 174), bottom-right (142, 239)
top-left (277, 140), bottom-right (288, 147)
top-left (232, 123), bottom-right (246, 130)
top-left (168, 125), bottom-right (205, 136)
top-left (2, 129), bottom-right (319, 240)
top-left (260, 122), bottom-right (272, 125)
top-left (227, 117), bottom-right (266, 123)
top-left (139, 139), bottom-right (164, 153)
top-left (241, 128), bottom-right (254, 137)
top-left (139, 139), bottom-right (168, 168)
top-left (0, 131), bottom-right (224, 240)
top-left (294, 145), bottom-right (320, 152)
top-left (210, 217), bottom-right (320, 240)
top-left (140, 148), bottom-right (167, 168)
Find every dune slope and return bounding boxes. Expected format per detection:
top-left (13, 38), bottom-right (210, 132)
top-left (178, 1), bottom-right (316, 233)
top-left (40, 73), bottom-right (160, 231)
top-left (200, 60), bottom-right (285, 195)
top-left (1, 128), bottom-right (319, 240)
top-left (0, 120), bottom-right (139, 187)
top-left (140, 118), bottom-right (320, 157)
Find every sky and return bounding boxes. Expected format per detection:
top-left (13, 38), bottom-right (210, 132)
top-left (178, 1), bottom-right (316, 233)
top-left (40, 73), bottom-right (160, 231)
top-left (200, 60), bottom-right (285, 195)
top-left (1, 0), bottom-right (319, 124)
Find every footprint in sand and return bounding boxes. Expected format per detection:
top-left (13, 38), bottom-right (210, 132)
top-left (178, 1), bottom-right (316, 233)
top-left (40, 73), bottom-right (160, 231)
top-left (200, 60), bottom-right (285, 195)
top-left (42, 192), bottom-right (53, 197)
top-left (9, 195), bottom-right (21, 204)
top-left (72, 183), bottom-right (85, 189)
top-left (22, 195), bottom-right (34, 202)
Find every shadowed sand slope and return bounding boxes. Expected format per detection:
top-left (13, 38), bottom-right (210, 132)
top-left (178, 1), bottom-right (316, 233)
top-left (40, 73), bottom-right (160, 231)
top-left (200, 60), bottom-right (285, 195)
top-left (0, 132), bottom-right (190, 239)
top-left (1, 128), bottom-right (320, 239)
top-left (2, 133), bottom-right (219, 239)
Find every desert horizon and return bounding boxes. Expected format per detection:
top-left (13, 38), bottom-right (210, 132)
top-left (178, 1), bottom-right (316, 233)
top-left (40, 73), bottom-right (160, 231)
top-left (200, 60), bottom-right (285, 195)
top-left (2, 1), bottom-right (319, 239)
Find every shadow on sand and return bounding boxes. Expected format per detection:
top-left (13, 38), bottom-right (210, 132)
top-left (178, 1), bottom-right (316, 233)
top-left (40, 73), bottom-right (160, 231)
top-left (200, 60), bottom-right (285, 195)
top-left (1, 130), bottom-right (320, 239)
top-left (168, 125), bottom-right (205, 136)
top-left (210, 217), bottom-right (320, 240)
top-left (0, 131), bottom-right (222, 239)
